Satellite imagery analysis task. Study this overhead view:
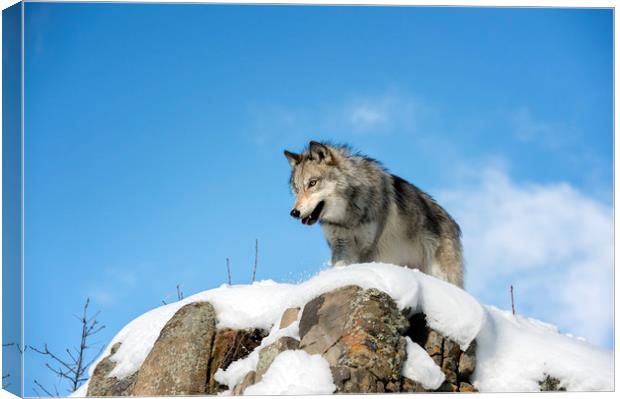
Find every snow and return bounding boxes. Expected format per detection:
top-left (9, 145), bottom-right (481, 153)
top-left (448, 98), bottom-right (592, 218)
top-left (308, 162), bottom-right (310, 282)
top-left (401, 337), bottom-right (445, 390)
top-left (70, 381), bottom-right (89, 398)
top-left (82, 262), bottom-right (613, 394)
top-left (214, 318), bottom-right (301, 390)
top-left (243, 350), bottom-right (336, 395)
top-left (473, 306), bottom-right (613, 391)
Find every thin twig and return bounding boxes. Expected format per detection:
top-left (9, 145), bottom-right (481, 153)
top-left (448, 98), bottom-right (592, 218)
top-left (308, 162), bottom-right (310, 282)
top-left (226, 258), bottom-right (232, 285)
top-left (510, 285), bottom-right (516, 315)
top-left (34, 380), bottom-right (55, 397)
top-left (2, 373), bottom-right (10, 390)
top-left (83, 345), bottom-right (105, 370)
top-left (3, 342), bottom-right (25, 354)
top-left (251, 239), bottom-right (258, 283)
top-left (30, 298), bottom-right (105, 394)
top-left (176, 284), bottom-right (184, 301)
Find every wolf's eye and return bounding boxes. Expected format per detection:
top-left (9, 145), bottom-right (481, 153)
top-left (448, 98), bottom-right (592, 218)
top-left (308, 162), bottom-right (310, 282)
top-left (308, 179), bottom-right (318, 188)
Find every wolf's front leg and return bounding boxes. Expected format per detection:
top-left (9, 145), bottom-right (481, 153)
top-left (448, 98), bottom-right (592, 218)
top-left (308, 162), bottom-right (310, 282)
top-left (329, 237), bottom-right (361, 267)
top-left (332, 243), bottom-right (377, 266)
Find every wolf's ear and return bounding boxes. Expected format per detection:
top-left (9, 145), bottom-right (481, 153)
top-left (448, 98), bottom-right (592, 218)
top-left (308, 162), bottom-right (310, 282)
top-left (284, 150), bottom-right (301, 168)
top-left (309, 141), bottom-right (332, 163)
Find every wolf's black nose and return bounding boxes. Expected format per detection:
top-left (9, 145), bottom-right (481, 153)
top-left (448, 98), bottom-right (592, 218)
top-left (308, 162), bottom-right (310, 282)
top-left (290, 209), bottom-right (301, 218)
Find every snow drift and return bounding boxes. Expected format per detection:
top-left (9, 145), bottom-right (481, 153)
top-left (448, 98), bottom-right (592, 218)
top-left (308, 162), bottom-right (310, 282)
top-left (75, 263), bottom-right (613, 395)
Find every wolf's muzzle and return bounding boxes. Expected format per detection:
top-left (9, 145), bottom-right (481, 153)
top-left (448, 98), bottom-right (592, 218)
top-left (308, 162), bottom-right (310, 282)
top-left (290, 209), bottom-right (301, 218)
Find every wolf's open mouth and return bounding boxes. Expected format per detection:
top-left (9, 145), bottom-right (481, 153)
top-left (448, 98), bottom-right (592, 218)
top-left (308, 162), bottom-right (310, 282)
top-left (302, 201), bottom-right (325, 226)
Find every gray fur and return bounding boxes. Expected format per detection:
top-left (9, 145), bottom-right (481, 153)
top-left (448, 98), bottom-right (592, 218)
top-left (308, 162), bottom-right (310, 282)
top-left (284, 141), bottom-right (464, 288)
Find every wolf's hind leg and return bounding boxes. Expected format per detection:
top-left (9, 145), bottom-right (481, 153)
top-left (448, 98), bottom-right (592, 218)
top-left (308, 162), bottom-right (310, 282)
top-left (433, 237), bottom-right (464, 288)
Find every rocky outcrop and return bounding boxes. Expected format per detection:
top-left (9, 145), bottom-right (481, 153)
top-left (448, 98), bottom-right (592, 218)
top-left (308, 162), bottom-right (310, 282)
top-left (406, 313), bottom-right (478, 392)
top-left (299, 286), bottom-right (409, 393)
top-left (88, 303), bottom-right (267, 397)
top-left (278, 307), bottom-right (300, 329)
top-left (230, 336), bottom-right (301, 394)
top-left (87, 342), bottom-right (137, 396)
top-left (294, 286), bottom-right (477, 393)
top-left (207, 328), bottom-right (266, 394)
top-left (255, 337), bottom-right (300, 380)
top-left (87, 286), bottom-right (478, 396)
top-left (132, 302), bottom-right (217, 395)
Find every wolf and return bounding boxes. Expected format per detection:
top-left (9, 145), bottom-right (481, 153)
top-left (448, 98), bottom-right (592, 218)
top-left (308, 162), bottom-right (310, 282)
top-left (283, 141), bottom-right (464, 288)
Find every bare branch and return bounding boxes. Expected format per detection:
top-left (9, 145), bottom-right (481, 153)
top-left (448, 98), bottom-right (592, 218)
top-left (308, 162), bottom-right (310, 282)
top-left (251, 239), bottom-right (258, 283)
top-left (29, 345), bottom-right (77, 373)
top-left (4, 342), bottom-right (25, 354)
top-left (176, 284), bottom-right (184, 301)
top-left (34, 380), bottom-right (56, 397)
top-left (87, 310), bottom-right (101, 325)
top-left (66, 348), bottom-right (78, 364)
top-left (226, 257), bottom-right (232, 285)
top-left (510, 285), bottom-right (516, 315)
top-left (44, 362), bottom-right (73, 378)
top-left (83, 345), bottom-right (105, 370)
top-left (88, 325), bottom-right (105, 337)
top-left (30, 298), bottom-right (105, 394)
top-left (2, 373), bottom-right (10, 390)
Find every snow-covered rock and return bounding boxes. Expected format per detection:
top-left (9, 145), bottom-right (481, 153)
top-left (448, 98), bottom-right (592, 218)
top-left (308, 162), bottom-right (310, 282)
top-left (74, 263), bottom-right (613, 396)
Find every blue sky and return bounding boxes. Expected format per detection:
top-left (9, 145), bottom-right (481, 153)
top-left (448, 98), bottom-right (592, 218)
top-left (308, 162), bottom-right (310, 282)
top-left (17, 3), bottom-right (613, 396)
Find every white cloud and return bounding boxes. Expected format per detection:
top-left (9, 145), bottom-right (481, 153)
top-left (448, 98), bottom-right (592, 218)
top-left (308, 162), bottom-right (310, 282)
top-left (511, 106), bottom-right (580, 149)
top-left (86, 266), bottom-right (140, 307)
top-left (247, 89), bottom-right (434, 145)
top-left (349, 104), bottom-right (385, 129)
top-left (90, 288), bottom-right (116, 306)
top-left (438, 168), bottom-right (613, 347)
top-left (512, 106), bottom-right (553, 142)
top-left (343, 91), bottom-right (432, 134)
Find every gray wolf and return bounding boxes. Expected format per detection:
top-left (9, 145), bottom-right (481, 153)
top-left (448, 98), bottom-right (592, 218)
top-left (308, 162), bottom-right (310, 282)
top-left (284, 141), bottom-right (464, 288)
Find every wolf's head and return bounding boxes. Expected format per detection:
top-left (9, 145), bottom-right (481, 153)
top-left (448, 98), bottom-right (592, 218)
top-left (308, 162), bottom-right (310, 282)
top-left (283, 141), bottom-right (343, 226)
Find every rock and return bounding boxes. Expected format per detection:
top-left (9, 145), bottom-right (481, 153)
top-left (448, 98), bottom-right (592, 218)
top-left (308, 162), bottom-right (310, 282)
top-left (279, 307), bottom-right (300, 329)
top-left (401, 377), bottom-right (426, 392)
top-left (299, 285), bottom-right (409, 393)
top-left (405, 312), bottom-right (478, 392)
top-left (442, 339), bottom-right (461, 381)
top-left (131, 302), bottom-right (217, 396)
top-left (88, 287), bottom-right (481, 396)
top-left (207, 328), bottom-right (266, 394)
top-left (87, 342), bottom-right (136, 396)
top-left (232, 371), bottom-right (256, 395)
top-left (458, 341), bottom-right (477, 379)
top-left (424, 330), bottom-right (444, 359)
top-left (330, 366), bottom-right (351, 388)
top-left (459, 382), bottom-right (477, 392)
top-left (539, 374), bottom-right (566, 391)
top-left (255, 336), bottom-right (300, 380)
